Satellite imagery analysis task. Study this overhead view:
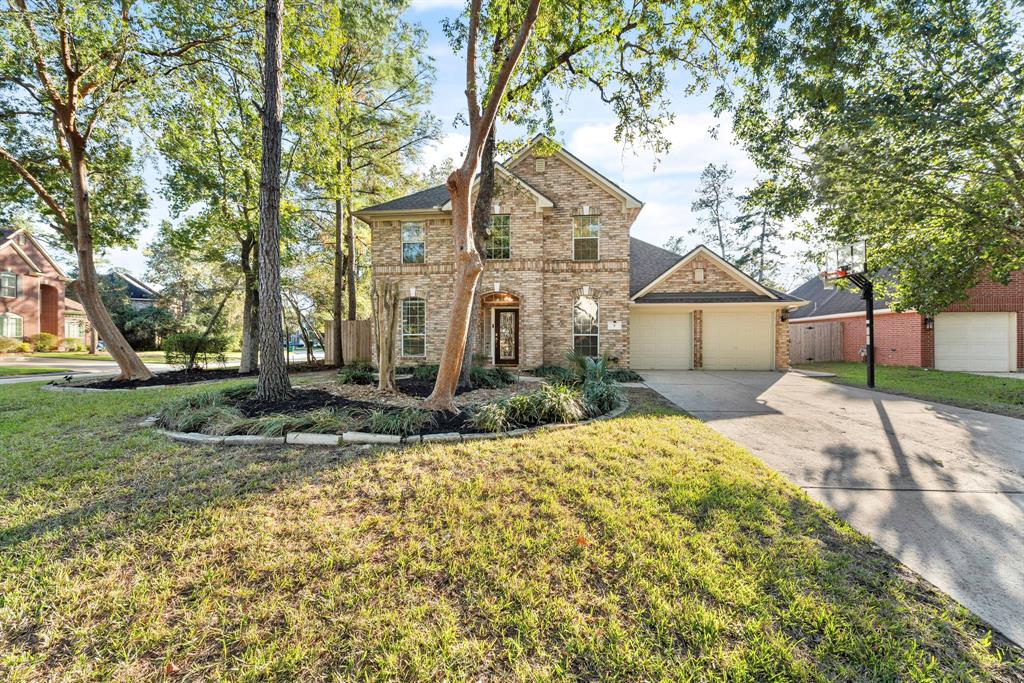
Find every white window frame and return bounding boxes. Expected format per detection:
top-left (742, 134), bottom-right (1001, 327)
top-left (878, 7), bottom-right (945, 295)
top-left (0, 312), bottom-right (23, 338)
top-left (572, 215), bottom-right (600, 261)
top-left (484, 214), bottom-right (511, 260)
top-left (401, 221), bottom-right (426, 264)
top-left (572, 295), bottom-right (600, 357)
top-left (65, 317), bottom-right (84, 339)
top-left (401, 297), bottom-right (426, 357)
top-left (0, 272), bottom-right (17, 298)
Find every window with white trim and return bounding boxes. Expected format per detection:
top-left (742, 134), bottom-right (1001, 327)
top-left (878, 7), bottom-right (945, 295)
top-left (0, 312), bottom-right (23, 338)
top-left (572, 216), bottom-right (599, 261)
top-left (65, 317), bottom-right (85, 339)
top-left (484, 214), bottom-right (511, 260)
top-left (0, 272), bottom-right (18, 298)
top-left (572, 295), bottom-right (599, 357)
top-left (401, 298), bottom-right (426, 356)
top-left (401, 222), bottom-right (425, 264)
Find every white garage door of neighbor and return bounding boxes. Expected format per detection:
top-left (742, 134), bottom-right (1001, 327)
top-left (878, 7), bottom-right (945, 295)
top-left (702, 309), bottom-right (775, 370)
top-left (629, 308), bottom-right (692, 369)
top-left (934, 312), bottom-right (1016, 372)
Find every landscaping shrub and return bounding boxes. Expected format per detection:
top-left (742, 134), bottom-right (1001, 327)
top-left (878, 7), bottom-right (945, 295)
top-left (242, 413), bottom-right (315, 438)
top-left (156, 391), bottom-right (229, 433)
top-left (365, 407), bottom-right (435, 436)
top-left (337, 360), bottom-right (375, 384)
top-left (219, 382), bottom-right (258, 401)
top-left (163, 332), bottom-right (228, 370)
top-left (63, 338), bottom-right (85, 352)
top-left (468, 401), bottom-right (511, 433)
top-left (534, 383), bottom-right (586, 423)
top-left (409, 364), bottom-right (439, 381)
top-left (582, 379), bottom-right (623, 417)
top-left (308, 407), bottom-right (364, 434)
top-left (501, 392), bottom-right (541, 426)
top-left (0, 337), bottom-right (23, 353)
top-left (470, 366), bottom-right (514, 389)
top-left (608, 368), bottom-right (642, 382)
top-left (531, 365), bottom-right (573, 383)
top-left (27, 333), bottom-right (61, 352)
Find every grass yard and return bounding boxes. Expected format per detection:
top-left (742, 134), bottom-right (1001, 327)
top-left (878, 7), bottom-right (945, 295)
top-left (1, 380), bottom-right (1021, 681)
top-left (32, 351), bottom-right (190, 362)
top-left (796, 362), bottom-right (1024, 419)
top-left (0, 366), bottom-right (70, 377)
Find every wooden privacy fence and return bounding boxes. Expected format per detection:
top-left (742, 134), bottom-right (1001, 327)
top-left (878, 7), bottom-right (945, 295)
top-left (324, 319), bottom-right (373, 364)
top-left (789, 320), bottom-right (843, 364)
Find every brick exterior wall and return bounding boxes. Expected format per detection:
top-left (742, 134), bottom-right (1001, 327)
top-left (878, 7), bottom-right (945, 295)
top-left (775, 309), bottom-right (791, 370)
top-left (0, 232), bottom-right (67, 341)
top-left (368, 149), bottom-right (638, 369)
top-left (647, 255), bottom-right (750, 294)
top-left (793, 271), bottom-right (1024, 370)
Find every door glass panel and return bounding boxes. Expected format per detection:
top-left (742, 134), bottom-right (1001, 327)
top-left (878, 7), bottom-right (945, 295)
top-left (498, 311), bottom-right (516, 360)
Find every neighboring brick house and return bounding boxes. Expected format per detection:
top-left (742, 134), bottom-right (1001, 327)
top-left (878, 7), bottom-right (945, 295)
top-left (0, 227), bottom-right (87, 346)
top-left (356, 136), bottom-right (805, 371)
top-left (789, 272), bottom-right (1024, 372)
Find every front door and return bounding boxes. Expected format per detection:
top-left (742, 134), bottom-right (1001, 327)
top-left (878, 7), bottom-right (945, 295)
top-left (494, 308), bottom-right (519, 365)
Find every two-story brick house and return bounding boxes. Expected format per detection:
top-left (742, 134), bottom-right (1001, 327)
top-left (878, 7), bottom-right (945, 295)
top-left (0, 227), bottom-right (88, 345)
top-left (356, 136), bottom-right (804, 371)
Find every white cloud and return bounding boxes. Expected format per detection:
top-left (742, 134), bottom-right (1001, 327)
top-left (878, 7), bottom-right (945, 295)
top-left (419, 132), bottom-right (469, 170)
top-left (408, 0), bottom-right (463, 11)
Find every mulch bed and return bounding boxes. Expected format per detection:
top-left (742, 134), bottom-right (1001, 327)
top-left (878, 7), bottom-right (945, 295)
top-left (233, 387), bottom-right (476, 434)
top-left (66, 363), bottom-right (325, 390)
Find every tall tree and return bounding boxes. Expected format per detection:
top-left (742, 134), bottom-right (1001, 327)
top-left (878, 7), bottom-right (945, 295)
top-left (690, 163), bottom-right (736, 260)
top-left (720, 0), bottom-right (1024, 311)
top-left (0, 1), bottom-right (229, 379)
top-left (256, 0), bottom-right (290, 400)
top-left (423, 0), bottom-right (541, 411)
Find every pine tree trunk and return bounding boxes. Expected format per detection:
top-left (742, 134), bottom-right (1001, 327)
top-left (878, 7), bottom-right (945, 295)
top-left (346, 177), bottom-right (357, 321)
top-left (67, 136), bottom-right (153, 381)
top-left (372, 280), bottom-right (399, 392)
top-left (332, 189), bottom-right (345, 366)
top-left (239, 232), bottom-right (259, 373)
top-left (255, 0), bottom-right (291, 401)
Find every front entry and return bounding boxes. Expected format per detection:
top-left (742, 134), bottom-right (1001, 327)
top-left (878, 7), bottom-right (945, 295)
top-left (493, 308), bottom-right (519, 365)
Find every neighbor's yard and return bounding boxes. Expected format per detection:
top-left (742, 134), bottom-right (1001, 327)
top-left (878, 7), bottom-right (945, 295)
top-left (0, 379), bottom-right (1020, 681)
top-left (0, 366), bottom-right (70, 377)
top-left (796, 362), bottom-right (1024, 419)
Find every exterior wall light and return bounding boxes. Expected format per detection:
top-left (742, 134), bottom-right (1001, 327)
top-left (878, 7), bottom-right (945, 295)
top-left (924, 316), bottom-right (934, 330)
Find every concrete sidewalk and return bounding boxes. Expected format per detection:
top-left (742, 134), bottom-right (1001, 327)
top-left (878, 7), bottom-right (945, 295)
top-left (642, 369), bottom-right (1024, 646)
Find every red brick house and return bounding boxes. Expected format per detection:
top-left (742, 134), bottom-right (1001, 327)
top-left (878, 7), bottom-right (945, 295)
top-left (789, 271), bottom-right (1023, 372)
top-left (0, 227), bottom-right (87, 345)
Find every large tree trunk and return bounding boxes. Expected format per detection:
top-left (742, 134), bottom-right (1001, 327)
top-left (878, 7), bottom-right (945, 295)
top-left (255, 0), bottom-right (291, 401)
top-left (67, 136), bottom-right (153, 380)
top-left (372, 280), bottom-right (399, 392)
top-left (345, 177), bottom-right (357, 321)
top-left (239, 232), bottom-right (260, 373)
top-left (458, 128), bottom-right (497, 390)
top-left (332, 187), bottom-right (345, 366)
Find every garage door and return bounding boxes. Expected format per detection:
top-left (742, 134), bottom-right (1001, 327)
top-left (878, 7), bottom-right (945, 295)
top-left (935, 312), bottom-right (1015, 372)
top-left (702, 309), bottom-right (775, 370)
top-left (629, 308), bottom-right (692, 369)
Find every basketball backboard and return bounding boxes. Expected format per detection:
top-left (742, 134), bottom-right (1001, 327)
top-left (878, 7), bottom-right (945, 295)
top-left (822, 240), bottom-right (867, 285)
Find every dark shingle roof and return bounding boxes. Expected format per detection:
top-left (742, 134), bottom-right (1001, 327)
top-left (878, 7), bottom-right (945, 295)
top-left (629, 237), bottom-right (684, 296)
top-left (358, 184), bottom-right (451, 213)
top-left (788, 271), bottom-right (892, 319)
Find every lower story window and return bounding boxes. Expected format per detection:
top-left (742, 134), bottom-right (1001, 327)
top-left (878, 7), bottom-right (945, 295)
top-left (572, 295), bottom-right (599, 356)
top-left (65, 317), bottom-right (85, 339)
top-left (0, 312), bottom-right (23, 338)
top-left (401, 298), bottom-right (426, 356)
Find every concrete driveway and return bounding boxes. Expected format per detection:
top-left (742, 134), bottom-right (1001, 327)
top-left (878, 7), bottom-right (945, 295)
top-left (641, 369), bottom-right (1024, 646)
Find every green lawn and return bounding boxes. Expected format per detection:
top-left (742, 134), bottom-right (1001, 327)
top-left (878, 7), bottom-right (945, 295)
top-left (796, 361), bottom-right (1024, 418)
top-left (0, 381), bottom-right (1020, 681)
top-left (0, 366), bottom-right (70, 377)
top-left (32, 351), bottom-right (215, 362)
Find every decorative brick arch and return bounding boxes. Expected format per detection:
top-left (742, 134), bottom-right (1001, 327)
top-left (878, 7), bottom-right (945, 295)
top-left (570, 285), bottom-right (603, 300)
top-left (480, 291), bottom-right (521, 307)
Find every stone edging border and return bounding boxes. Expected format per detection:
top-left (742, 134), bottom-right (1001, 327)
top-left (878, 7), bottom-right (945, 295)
top-left (138, 398), bottom-right (630, 447)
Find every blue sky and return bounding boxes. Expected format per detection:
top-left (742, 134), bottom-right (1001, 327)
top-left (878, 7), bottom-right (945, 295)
top-left (103, 0), bottom-right (807, 288)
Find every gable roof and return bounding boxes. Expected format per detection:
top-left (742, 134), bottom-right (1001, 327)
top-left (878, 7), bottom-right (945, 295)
top-left (356, 184), bottom-right (452, 215)
top-left (788, 271), bottom-right (893, 319)
top-left (507, 135), bottom-right (643, 209)
top-left (629, 237), bottom-right (685, 296)
top-left (440, 163), bottom-right (554, 211)
top-left (110, 271), bottom-right (160, 299)
top-left (0, 227), bottom-right (68, 278)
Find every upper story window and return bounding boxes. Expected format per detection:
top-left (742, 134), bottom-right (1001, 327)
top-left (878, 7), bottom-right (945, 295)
top-left (0, 272), bottom-right (18, 298)
top-left (573, 216), bottom-right (599, 261)
top-left (484, 215), bottom-right (511, 260)
top-left (401, 222), bottom-right (425, 264)
top-left (572, 295), bottom-right (599, 357)
top-left (401, 297), bottom-right (426, 356)
top-left (0, 312), bottom-right (23, 338)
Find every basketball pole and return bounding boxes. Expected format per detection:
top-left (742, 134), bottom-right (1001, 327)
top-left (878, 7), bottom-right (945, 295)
top-left (863, 279), bottom-right (875, 388)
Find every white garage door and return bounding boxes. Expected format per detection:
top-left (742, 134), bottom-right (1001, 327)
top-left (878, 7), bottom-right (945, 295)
top-left (935, 312), bottom-right (1015, 372)
top-left (629, 308), bottom-right (692, 369)
top-left (702, 309), bottom-right (775, 370)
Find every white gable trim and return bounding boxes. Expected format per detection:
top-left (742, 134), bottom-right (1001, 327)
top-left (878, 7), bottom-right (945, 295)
top-left (631, 245), bottom-right (777, 301)
top-left (1, 237), bottom-right (44, 274)
top-left (440, 163), bottom-right (554, 212)
top-left (1, 228), bottom-right (69, 279)
top-left (507, 135), bottom-right (643, 210)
